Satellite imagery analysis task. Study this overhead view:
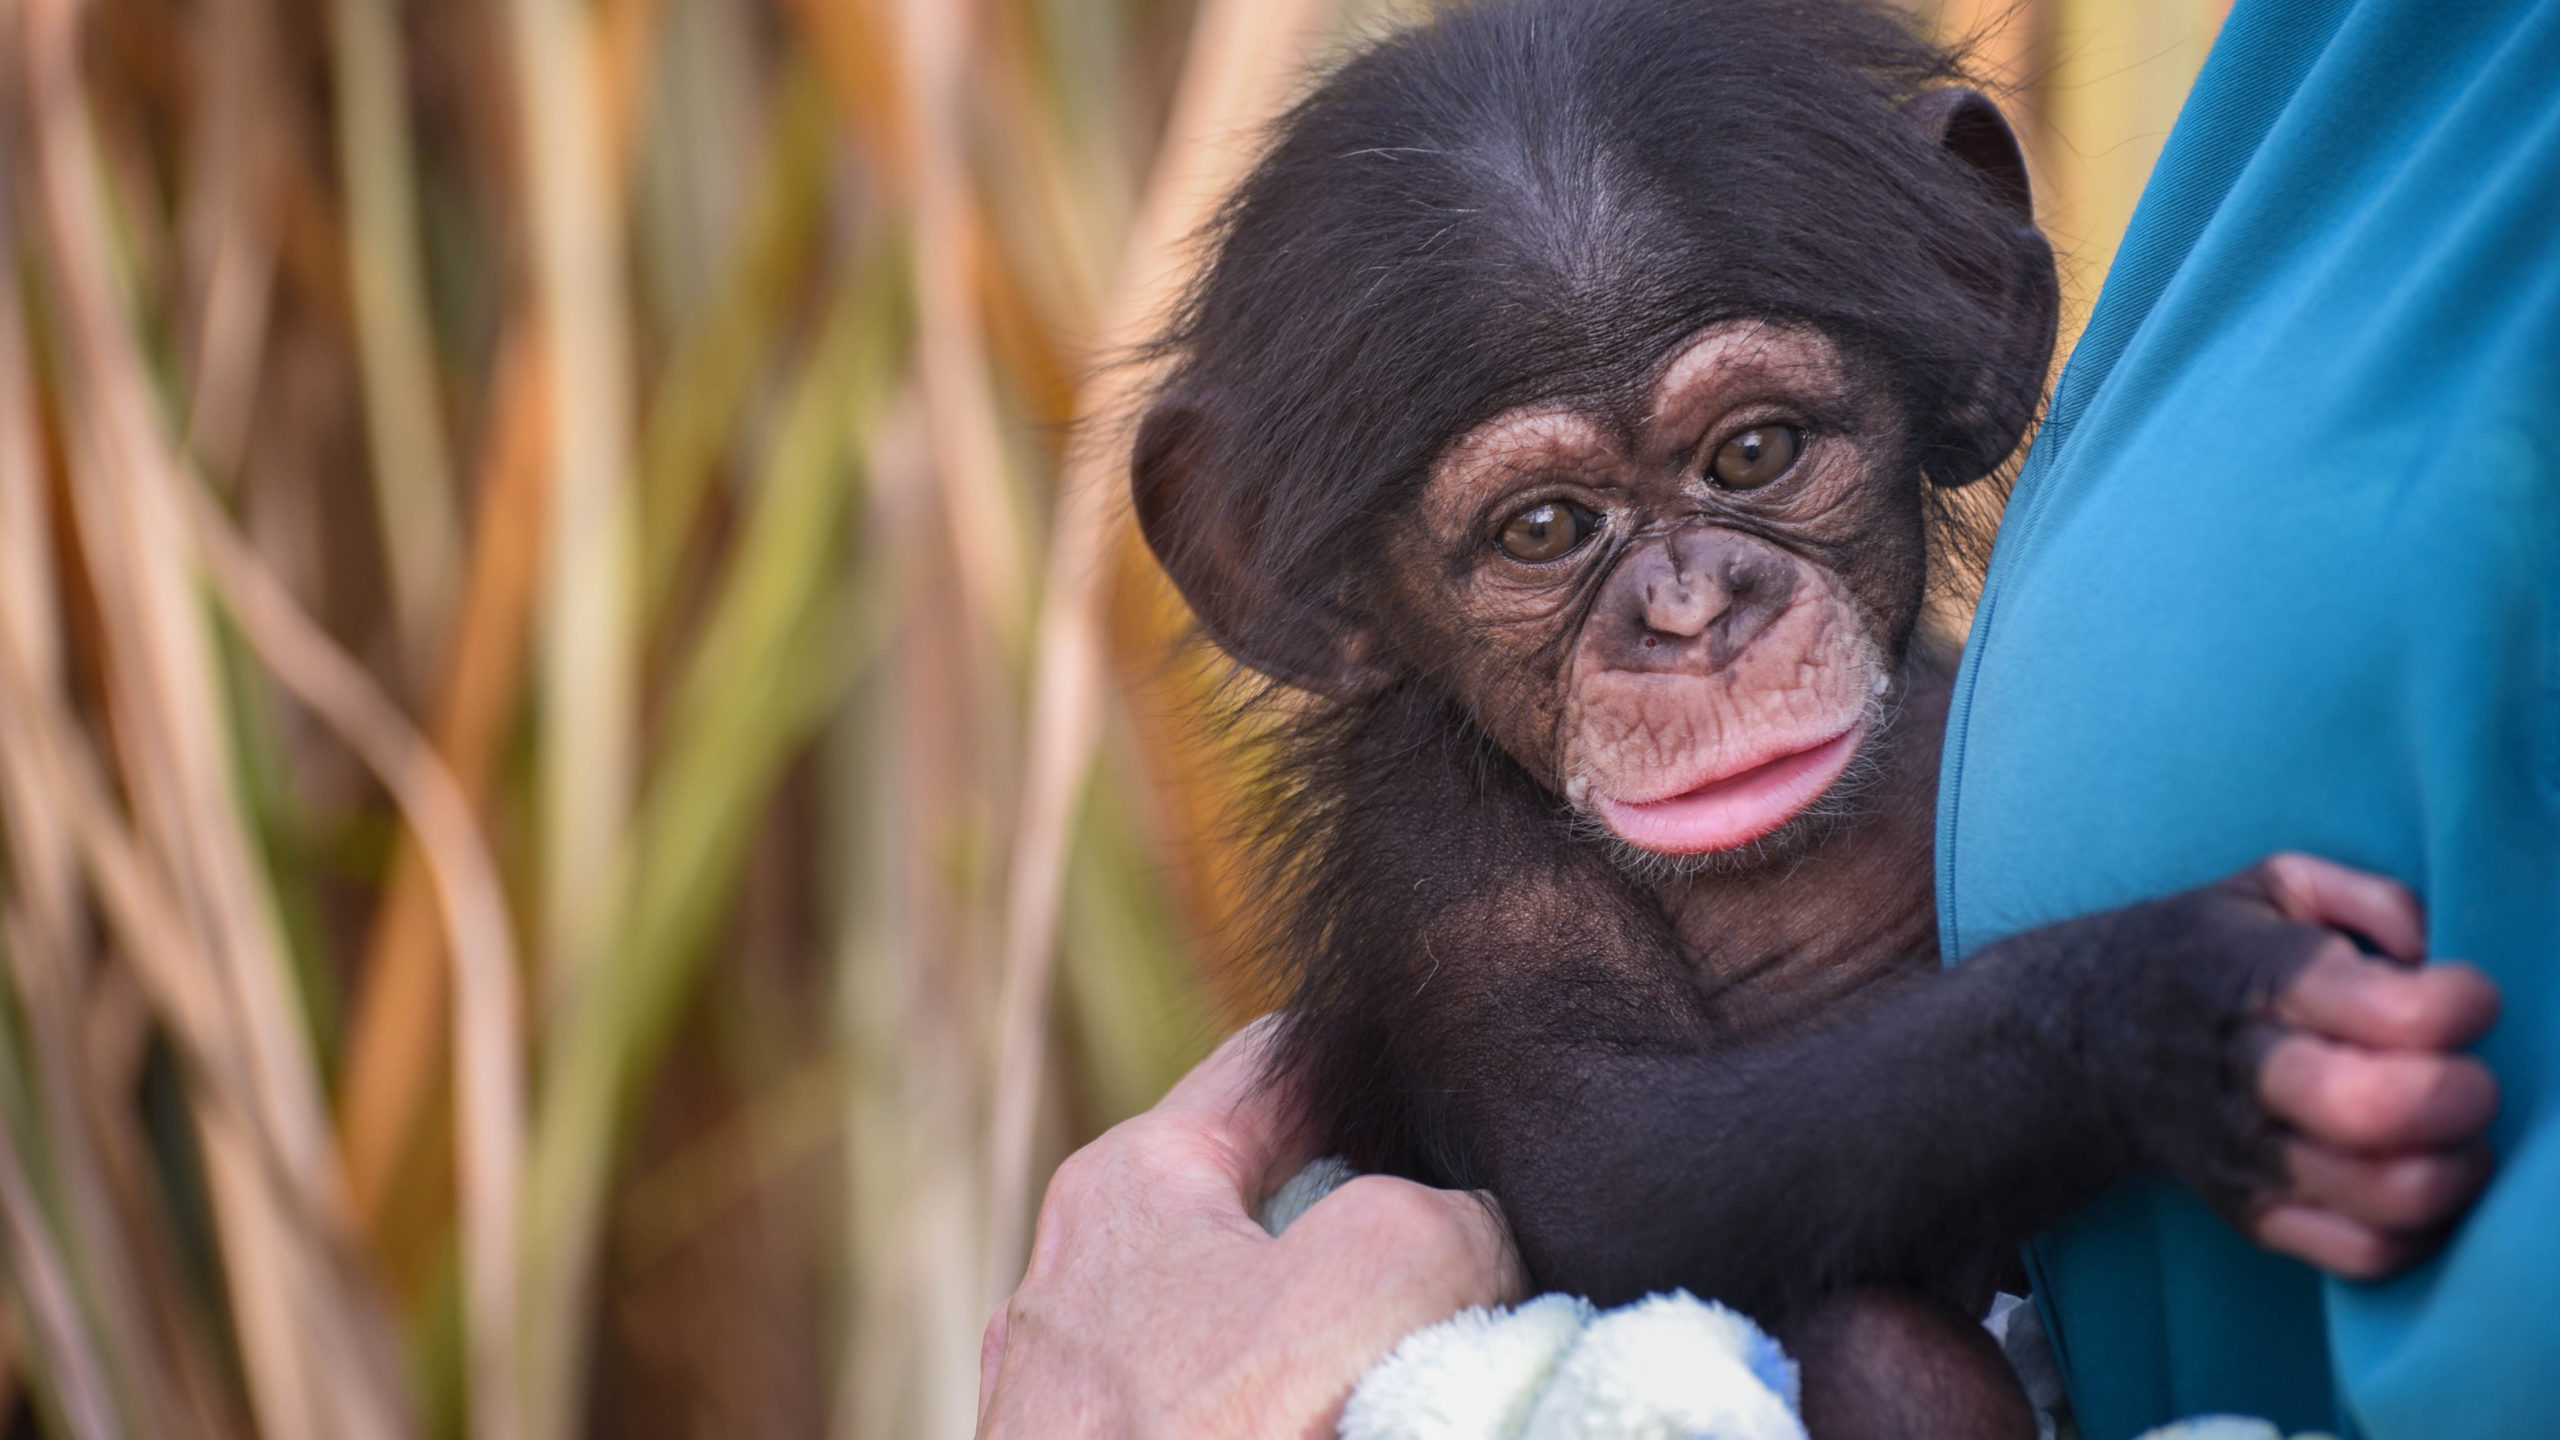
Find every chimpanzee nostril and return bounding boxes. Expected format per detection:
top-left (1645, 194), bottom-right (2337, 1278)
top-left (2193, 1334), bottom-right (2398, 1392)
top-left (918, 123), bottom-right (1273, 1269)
top-left (1600, 525), bottom-right (1800, 672)
top-left (1639, 569), bottom-right (1717, 639)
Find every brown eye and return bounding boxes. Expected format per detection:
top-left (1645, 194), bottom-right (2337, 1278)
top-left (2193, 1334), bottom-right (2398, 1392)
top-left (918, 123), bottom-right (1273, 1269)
top-left (1710, 425), bottom-right (1802, 489)
top-left (1497, 502), bottom-right (1596, 562)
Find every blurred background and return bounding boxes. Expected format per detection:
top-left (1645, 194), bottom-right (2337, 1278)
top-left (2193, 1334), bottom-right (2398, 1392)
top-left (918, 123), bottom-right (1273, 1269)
top-left (0, 0), bottom-right (2225, 1436)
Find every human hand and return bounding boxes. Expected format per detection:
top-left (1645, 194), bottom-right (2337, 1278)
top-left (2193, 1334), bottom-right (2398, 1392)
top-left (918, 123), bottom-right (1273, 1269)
top-left (2230, 854), bottom-right (2501, 1277)
top-left (977, 1018), bottom-right (1526, 1440)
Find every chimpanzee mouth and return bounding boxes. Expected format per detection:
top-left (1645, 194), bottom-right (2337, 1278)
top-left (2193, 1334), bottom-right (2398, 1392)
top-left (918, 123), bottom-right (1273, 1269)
top-left (1588, 723), bottom-right (1867, 857)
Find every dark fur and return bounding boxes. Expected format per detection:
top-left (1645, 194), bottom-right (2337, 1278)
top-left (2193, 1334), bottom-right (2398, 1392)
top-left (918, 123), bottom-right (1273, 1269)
top-left (1138, 0), bottom-right (2314, 1357)
top-left (1230, 676), bottom-right (2226, 1315)
top-left (1140, 0), bottom-right (2044, 691)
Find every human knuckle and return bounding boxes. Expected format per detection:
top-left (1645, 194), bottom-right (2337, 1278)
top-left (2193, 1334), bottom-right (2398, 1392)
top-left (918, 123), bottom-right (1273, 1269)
top-left (1044, 1140), bottom-right (1116, 1204)
top-left (1337, 1174), bottom-right (1442, 1230)
top-left (1111, 1120), bottom-right (1205, 1181)
top-left (1051, 1129), bottom-right (1178, 1213)
top-left (995, 1289), bottom-right (1053, 1347)
top-left (1351, 1179), bottom-right (1488, 1262)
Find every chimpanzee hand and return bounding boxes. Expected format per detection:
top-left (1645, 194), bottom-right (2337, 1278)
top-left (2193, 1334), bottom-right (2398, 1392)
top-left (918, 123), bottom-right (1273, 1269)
top-left (2097, 853), bottom-right (2500, 1280)
top-left (2235, 855), bottom-right (2501, 1275)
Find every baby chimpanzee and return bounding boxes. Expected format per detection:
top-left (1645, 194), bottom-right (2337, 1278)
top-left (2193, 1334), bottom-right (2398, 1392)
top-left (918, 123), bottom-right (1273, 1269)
top-left (1131, 0), bottom-right (2500, 1434)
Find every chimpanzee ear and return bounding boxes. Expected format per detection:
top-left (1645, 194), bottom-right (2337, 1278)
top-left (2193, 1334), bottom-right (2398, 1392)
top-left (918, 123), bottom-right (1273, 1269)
top-left (1906, 88), bottom-right (2033, 221)
top-left (1131, 400), bottom-right (1392, 698)
top-left (1904, 88), bottom-right (2060, 487)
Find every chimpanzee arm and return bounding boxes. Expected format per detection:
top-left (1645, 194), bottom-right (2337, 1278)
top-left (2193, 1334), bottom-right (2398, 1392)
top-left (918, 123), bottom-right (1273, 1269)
top-left (1447, 873), bottom-right (2323, 1318)
top-left (1263, 696), bottom-right (2489, 1316)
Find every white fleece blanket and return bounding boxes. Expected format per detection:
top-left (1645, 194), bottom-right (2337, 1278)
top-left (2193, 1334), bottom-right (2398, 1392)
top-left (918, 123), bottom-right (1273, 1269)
top-left (1261, 1160), bottom-right (2336, 1440)
top-left (1340, 1289), bottom-right (1806, 1440)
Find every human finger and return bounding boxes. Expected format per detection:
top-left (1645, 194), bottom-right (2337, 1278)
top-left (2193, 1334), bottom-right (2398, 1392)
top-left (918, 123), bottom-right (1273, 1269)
top-left (2272, 948), bottom-right (2501, 1050)
top-left (2261, 1035), bottom-right (2500, 1149)
top-left (1150, 1013), bottom-right (1285, 1121)
top-left (2253, 853), bottom-right (2426, 962)
top-left (1138, 1015), bottom-right (1322, 1201)
top-left (2282, 1137), bottom-right (2494, 1233)
top-left (1281, 1173), bottom-right (1528, 1360)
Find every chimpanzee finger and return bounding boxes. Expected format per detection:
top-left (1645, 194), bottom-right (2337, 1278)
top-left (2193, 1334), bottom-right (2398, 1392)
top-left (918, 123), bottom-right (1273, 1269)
top-left (2251, 853), bottom-right (2427, 962)
top-left (2260, 1035), bottom-right (2500, 1150)
top-left (2250, 1203), bottom-right (2430, 1281)
top-left (2271, 945), bottom-right (2502, 1050)
top-left (2281, 1138), bottom-right (2495, 1233)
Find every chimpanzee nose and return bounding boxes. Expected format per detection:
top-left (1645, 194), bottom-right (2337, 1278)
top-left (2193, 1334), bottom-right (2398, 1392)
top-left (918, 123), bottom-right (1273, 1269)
top-left (1597, 524), bottom-right (1798, 672)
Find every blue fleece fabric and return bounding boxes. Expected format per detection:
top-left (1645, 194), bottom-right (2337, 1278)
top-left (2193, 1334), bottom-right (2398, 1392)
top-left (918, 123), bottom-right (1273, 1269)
top-left (1935, 1), bottom-right (2560, 1438)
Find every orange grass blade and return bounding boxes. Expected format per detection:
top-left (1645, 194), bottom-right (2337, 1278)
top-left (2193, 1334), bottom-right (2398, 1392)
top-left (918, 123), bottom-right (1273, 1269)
top-left (336, 328), bottom-right (550, 1259)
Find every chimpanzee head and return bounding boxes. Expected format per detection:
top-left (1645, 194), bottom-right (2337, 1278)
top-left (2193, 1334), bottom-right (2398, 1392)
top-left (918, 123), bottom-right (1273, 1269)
top-left (1134, 0), bottom-right (2057, 860)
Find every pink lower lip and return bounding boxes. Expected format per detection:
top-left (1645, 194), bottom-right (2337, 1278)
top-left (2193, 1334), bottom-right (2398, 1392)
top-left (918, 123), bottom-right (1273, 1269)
top-left (1591, 726), bottom-right (1864, 855)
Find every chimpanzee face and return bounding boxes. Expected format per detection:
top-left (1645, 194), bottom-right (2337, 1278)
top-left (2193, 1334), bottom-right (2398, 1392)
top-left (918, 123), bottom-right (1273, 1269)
top-left (1129, 13), bottom-right (2055, 870)
top-left (1383, 320), bottom-right (1929, 857)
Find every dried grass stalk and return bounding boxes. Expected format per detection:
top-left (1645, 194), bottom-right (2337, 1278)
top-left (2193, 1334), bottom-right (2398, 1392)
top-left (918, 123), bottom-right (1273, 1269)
top-left (19, 4), bottom-right (408, 1435)
top-left (0, 1127), bottom-right (124, 1440)
top-left (0, 139), bottom-right (129, 1440)
top-left (506, 0), bottom-right (639, 1029)
top-left (521, 263), bottom-right (900, 1440)
top-left (178, 0), bottom-right (284, 479)
top-left (327, 0), bottom-right (463, 683)
top-left (187, 490), bottom-right (526, 1440)
top-left (896, 0), bottom-right (1030, 652)
top-left (337, 328), bottom-right (551, 1252)
top-left (981, 0), bottom-right (1346, 1305)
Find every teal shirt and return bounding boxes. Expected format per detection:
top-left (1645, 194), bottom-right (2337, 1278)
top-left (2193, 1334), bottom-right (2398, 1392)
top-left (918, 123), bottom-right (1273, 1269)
top-left (1937, 0), bottom-right (2560, 1437)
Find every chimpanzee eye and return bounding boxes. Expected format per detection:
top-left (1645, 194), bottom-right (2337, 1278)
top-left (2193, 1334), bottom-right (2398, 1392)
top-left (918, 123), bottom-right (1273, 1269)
top-left (1709, 425), bottom-right (1803, 489)
top-left (1496, 502), bottom-right (1597, 562)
